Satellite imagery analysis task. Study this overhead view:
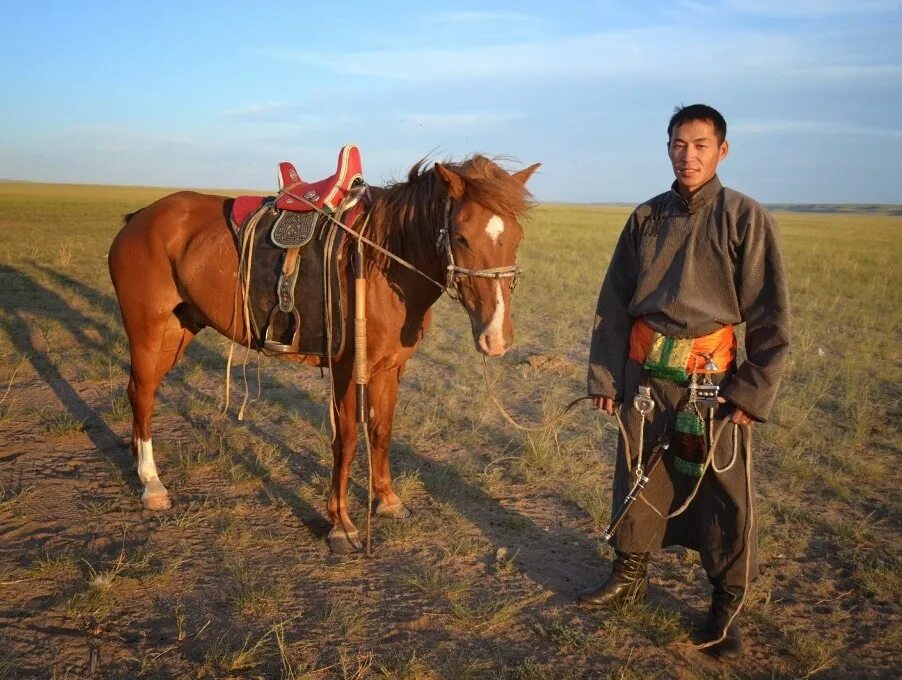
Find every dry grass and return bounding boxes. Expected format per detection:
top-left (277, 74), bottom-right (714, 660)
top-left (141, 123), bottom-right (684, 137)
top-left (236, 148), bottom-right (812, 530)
top-left (0, 182), bottom-right (898, 678)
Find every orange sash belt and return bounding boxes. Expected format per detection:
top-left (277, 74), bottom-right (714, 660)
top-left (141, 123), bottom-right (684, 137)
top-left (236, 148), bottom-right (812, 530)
top-left (629, 319), bottom-right (736, 378)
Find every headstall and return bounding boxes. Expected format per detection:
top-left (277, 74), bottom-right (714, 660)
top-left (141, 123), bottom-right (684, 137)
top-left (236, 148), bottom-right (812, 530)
top-left (435, 196), bottom-right (522, 302)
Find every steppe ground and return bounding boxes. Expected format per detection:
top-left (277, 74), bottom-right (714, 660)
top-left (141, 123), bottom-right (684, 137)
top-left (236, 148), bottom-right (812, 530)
top-left (0, 182), bottom-right (899, 679)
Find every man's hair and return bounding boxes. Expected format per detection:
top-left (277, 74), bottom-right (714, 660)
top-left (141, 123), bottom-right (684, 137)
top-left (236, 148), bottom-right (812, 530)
top-left (667, 104), bottom-right (727, 144)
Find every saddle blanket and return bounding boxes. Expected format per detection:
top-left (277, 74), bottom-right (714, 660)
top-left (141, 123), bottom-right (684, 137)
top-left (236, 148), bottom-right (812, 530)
top-left (230, 198), bottom-right (346, 357)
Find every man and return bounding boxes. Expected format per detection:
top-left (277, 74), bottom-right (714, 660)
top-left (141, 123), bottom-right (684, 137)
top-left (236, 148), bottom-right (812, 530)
top-left (583, 104), bottom-right (790, 661)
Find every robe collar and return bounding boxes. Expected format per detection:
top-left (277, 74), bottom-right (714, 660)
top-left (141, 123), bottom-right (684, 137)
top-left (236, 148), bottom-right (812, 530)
top-left (669, 175), bottom-right (722, 214)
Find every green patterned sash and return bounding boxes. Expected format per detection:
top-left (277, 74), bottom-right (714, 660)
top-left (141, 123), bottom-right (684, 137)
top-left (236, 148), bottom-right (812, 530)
top-left (643, 332), bottom-right (693, 381)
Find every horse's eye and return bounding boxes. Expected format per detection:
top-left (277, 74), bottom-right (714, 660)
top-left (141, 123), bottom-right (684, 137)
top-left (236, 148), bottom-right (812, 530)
top-left (454, 235), bottom-right (468, 248)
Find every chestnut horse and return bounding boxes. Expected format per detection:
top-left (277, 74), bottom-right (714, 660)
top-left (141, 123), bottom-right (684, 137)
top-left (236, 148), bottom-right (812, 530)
top-left (108, 155), bottom-right (540, 552)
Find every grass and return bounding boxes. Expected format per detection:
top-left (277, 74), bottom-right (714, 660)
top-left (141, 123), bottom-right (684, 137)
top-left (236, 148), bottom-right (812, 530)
top-left (317, 600), bottom-right (369, 638)
top-left (224, 556), bottom-right (289, 616)
top-left (0, 181), bottom-right (899, 678)
top-left (0, 478), bottom-right (34, 513)
top-left (0, 651), bottom-right (19, 680)
top-left (38, 407), bottom-right (86, 435)
top-left (203, 631), bottom-right (271, 673)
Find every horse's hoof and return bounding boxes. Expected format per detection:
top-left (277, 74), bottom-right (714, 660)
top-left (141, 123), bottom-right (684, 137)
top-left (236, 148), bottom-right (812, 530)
top-left (375, 500), bottom-right (411, 519)
top-left (327, 529), bottom-right (363, 554)
top-left (142, 492), bottom-right (171, 511)
top-left (141, 480), bottom-right (171, 510)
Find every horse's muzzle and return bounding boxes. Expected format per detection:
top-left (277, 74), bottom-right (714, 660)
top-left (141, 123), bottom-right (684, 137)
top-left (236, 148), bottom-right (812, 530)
top-left (477, 330), bottom-right (510, 357)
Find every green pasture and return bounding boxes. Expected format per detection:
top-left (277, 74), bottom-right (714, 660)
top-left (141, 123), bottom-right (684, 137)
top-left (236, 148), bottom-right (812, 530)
top-left (0, 181), bottom-right (899, 678)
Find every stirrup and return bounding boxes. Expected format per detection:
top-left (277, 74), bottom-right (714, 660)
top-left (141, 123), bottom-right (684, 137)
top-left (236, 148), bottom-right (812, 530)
top-left (263, 306), bottom-right (302, 353)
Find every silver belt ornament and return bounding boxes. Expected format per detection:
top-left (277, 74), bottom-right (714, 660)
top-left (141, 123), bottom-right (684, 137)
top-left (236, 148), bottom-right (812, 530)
top-left (632, 385), bottom-right (656, 481)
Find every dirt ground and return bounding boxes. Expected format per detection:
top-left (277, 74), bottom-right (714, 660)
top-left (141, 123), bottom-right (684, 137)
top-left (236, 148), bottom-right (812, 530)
top-left (1, 194), bottom-right (900, 678)
top-left (0, 311), bottom-right (896, 679)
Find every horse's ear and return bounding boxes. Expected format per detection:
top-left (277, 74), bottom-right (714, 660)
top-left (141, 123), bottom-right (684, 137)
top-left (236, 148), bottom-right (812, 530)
top-left (435, 163), bottom-right (466, 199)
top-left (512, 163), bottom-right (541, 186)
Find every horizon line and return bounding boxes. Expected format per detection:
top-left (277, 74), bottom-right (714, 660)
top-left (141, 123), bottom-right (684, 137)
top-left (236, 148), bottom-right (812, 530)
top-left (1, 178), bottom-right (899, 211)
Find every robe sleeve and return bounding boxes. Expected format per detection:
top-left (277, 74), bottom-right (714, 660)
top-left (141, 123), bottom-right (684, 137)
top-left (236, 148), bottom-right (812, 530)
top-left (587, 215), bottom-right (639, 401)
top-left (720, 207), bottom-right (791, 422)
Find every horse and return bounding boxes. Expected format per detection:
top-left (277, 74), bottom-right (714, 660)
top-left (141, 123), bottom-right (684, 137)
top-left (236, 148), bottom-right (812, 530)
top-left (108, 154), bottom-right (540, 552)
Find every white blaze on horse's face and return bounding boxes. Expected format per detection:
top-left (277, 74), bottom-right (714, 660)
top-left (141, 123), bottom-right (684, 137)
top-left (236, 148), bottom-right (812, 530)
top-left (479, 280), bottom-right (506, 356)
top-left (433, 159), bottom-right (541, 358)
top-left (450, 205), bottom-right (521, 357)
top-left (485, 214), bottom-right (504, 243)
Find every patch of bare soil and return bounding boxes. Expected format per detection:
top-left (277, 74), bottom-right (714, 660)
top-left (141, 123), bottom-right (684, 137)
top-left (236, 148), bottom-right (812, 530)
top-left (0, 266), bottom-right (898, 679)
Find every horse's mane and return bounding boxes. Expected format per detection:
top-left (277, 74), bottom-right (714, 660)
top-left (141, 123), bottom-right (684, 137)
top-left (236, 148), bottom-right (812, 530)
top-left (362, 155), bottom-right (535, 271)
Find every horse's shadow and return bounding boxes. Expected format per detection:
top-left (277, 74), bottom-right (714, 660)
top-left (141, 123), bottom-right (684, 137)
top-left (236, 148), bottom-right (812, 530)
top-left (8, 263), bottom-right (611, 596)
top-left (0, 263), bottom-right (129, 467)
top-left (1, 264), bottom-right (330, 534)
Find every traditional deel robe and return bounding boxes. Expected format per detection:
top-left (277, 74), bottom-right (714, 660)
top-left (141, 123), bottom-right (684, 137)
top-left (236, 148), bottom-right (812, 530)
top-left (587, 175), bottom-right (790, 587)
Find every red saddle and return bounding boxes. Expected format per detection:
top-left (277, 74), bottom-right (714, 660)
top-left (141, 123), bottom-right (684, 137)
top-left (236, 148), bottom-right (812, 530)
top-left (231, 144), bottom-right (365, 229)
top-left (276, 144), bottom-right (363, 213)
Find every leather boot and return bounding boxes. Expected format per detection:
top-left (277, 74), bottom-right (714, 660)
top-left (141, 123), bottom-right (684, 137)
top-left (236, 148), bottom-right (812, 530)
top-left (577, 551), bottom-right (649, 607)
top-left (699, 581), bottom-right (744, 660)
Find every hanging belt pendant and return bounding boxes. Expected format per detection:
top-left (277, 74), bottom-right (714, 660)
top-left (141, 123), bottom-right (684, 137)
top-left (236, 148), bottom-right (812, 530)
top-left (633, 385), bottom-right (655, 417)
top-left (697, 374), bottom-right (720, 411)
top-left (632, 385), bottom-right (655, 481)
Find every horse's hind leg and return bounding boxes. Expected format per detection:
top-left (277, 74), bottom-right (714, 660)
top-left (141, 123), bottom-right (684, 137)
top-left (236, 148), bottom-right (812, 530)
top-left (125, 308), bottom-right (198, 510)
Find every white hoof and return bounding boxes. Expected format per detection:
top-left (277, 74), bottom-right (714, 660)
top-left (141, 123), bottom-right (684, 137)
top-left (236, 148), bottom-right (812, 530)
top-left (141, 479), bottom-right (171, 510)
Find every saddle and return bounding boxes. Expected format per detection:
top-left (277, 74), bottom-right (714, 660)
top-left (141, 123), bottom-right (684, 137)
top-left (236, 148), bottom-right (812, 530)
top-left (230, 144), bottom-right (367, 357)
top-left (276, 143), bottom-right (363, 213)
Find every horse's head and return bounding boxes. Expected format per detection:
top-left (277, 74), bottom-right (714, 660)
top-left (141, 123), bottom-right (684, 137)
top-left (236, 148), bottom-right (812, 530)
top-left (434, 159), bottom-right (541, 357)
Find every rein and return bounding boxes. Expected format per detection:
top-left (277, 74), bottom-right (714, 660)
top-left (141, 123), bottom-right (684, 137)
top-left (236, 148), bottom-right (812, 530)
top-left (481, 356), bottom-right (591, 432)
top-left (279, 184), bottom-right (447, 291)
top-left (279, 187), bottom-right (524, 305)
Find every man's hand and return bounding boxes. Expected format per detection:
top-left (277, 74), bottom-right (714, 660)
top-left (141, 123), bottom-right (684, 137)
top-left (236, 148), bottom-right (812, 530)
top-left (592, 395), bottom-right (617, 416)
top-left (717, 396), bottom-right (753, 426)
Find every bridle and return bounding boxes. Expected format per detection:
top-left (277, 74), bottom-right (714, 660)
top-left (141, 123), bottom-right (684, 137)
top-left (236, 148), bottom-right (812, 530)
top-left (280, 187), bottom-right (523, 303)
top-left (435, 196), bottom-right (523, 302)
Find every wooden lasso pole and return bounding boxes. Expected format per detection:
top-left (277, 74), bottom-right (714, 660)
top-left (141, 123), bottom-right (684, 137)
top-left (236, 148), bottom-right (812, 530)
top-left (353, 246), bottom-right (373, 555)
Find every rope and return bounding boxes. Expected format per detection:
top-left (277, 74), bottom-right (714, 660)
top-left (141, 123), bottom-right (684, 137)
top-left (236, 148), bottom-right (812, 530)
top-left (237, 209), bottom-right (262, 422)
top-left (612, 398), bottom-right (754, 652)
top-left (279, 187), bottom-right (447, 291)
top-left (630, 416), bottom-right (738, 521)
top-left (696, 424), bottom-right (753, 650)
top-left (480, 356), bottom-right (590, 432)
top-left (225, 204), bottom-right (267, 417)
top-left (479, 357), bottom-right (752, 648)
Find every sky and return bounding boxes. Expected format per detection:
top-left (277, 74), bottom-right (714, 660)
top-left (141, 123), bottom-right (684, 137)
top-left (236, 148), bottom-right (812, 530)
top-left (1, 0), bottom-right (900, 204)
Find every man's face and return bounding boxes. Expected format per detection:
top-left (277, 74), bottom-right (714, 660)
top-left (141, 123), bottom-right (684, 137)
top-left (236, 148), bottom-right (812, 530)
top-left (668, 119), bottom-right (729, 195)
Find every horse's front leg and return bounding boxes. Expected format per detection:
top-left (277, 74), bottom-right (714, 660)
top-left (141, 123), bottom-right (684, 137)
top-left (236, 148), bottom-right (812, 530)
top-left (326, 360), bottom-right (364, 553)
top-left (368, 366), bottom-right (410, 519)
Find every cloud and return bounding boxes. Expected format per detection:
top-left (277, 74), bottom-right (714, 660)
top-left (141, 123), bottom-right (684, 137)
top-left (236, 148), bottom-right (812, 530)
top-left (397, 112), bottom-right (525, 127)
top-left (257, 24), bottom-right (897, 85)
top-left (725, 0), bottom-right (902, 16)
top-left (258, 29), bottom-right (804, 82)
top-left (803, 64), bottom-right (902, 79)
top-left (732, 119), bottom-right (902, 138)
top-left (428, 10), bottom-right (537, 25)
top-left (219, 102), bottom-right (307, 122)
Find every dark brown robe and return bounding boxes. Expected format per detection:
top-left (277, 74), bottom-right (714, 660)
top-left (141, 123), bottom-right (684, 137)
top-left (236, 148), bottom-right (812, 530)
top-left (587, 175), bottom-right (790, 585)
